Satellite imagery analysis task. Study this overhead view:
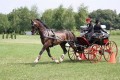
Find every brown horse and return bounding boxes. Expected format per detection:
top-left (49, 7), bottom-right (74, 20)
top-left (31, 19), bottom-right (76, 63)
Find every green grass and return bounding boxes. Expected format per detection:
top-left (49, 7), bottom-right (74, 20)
top-left (0, 35), bottom-right (120, 80)
top-left (110, 30), bottom-right (120, 35)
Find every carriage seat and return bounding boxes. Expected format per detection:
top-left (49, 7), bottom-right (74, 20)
top-left (90, 32), bottom-right (109, 45)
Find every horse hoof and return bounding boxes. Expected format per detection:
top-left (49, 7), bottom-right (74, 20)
top-left (77, 57), bottom-right (82, 60)
top-left (34, 61), bottom-right (38, 63)
top-left (34, 59), bottom-right (39, 63)
top-left (55, 60), bottom-right (59, 64)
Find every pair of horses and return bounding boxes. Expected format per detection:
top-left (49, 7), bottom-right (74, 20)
top-left (31, 19), bottom-right (76, 63)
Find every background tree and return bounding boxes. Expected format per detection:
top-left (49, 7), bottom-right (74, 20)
top-left (8, 9), bottom-right (21, 33)
top-left (75, 4), bottom-right (89, 29)
top-left (0, 13), bottom-right (10, 33)
top-left (0, 4), bottom-right (120, 34)
top-left (30, 5), bottom-right (40, 19)
top-left (52, 5), bottom-right (65, 30)
top-left (62, 6), bottom-right (76, 30)
top-left (41, 5), bottom-right (76, 30)
top-left (89, 9), bottom-right (119, 29)
top-left (8, 6), bottom-right (39, 34)
top-left (41, 9), bottom-right (54, 28)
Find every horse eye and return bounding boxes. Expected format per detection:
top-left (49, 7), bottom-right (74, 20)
top-left (31, 22), bottom-right (34, 26)
top-left (31, 24), bottom-right (34, 28)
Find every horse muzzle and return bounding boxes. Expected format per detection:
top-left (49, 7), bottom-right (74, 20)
top-left (31, 30), bottom-right (35, 35)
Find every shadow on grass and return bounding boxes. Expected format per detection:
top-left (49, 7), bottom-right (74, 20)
top-left (9, 59), bottom-right (107, 67)
top-left (12, 61), bottom-right (55, 67)
top-left (23, 59), bottom-right (91, 66)
top-left (63, 59), bottom-right (91, 64)
top-left (12, 59), bottom-right (90, 66)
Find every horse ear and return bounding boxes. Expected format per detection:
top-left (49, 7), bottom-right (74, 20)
top-left (31, 20), bottom-right (33, 22)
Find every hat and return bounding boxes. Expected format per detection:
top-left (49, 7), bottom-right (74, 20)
top-left (86, 18), bottom-right (91, 23)
top-left (95, 19), bottom-right (100, 24)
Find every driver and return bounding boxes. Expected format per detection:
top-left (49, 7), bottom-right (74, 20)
top-left (84, 20), bottom-right (94, 41)
top-left (92, 19), bottom-right (109, 40)
top-left (86, 20), bottom-right (94, 33)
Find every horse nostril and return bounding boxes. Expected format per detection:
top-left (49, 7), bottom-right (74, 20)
top-left (31, 31), bottom-right (34, 35)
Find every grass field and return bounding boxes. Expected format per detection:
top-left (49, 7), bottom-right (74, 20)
top-left (0, 34), bottom-right (120, 80)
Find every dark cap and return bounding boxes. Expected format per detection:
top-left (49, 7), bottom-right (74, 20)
top-left (95, 19), bottom-right (100, 24)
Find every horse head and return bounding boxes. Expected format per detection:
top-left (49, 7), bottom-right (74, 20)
top-left (31, 19), bottom-right (49, 35)
top-left (31, 19), bottom-right (39, 35)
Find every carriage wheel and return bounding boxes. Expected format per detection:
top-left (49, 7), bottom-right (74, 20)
top-left (103, 41), bottom-right (118, 61)
top-left (68, 46), bottom-right (77, 61)
top-left (88, 44), bottom-right (102, 63)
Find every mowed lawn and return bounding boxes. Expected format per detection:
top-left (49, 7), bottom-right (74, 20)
top-left (0, 35), bottom-right (120, 80)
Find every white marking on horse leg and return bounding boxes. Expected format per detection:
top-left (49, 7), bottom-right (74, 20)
top-left (60, 54), bottom-right (65, 62)
top-left (76, 53), bottom-right (81, 60)
top-left (34, 57), bottom-right (39, 63)
top-left (54, 59), bottom-right (59, 63)
top-left (34, 56), bottom-right (40, 63)
top-left (51, 57), bottom-right (59, 63)
top-left (77, 57), bottom-right (82, 60)
top-left (60, 57), bottom-right (63, 62)
top-left (76, 53), bottom-right (79, 56)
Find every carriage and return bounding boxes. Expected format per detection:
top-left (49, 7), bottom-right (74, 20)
top-left (31, 19), bottom-right (118, 63)
top-left (67, 26), bottom-right (118, 63)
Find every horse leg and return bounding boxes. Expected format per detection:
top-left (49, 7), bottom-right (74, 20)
top-left (34, 46), bottom-right (45, 63)
top-left (59, 42), bottom-right (67, 62)
top-left (34, 42), bottom-right (49, 63)
top-left (68, 41), bottom-right (81, 60)
top-left (46, 48), bottom-right (59, 63)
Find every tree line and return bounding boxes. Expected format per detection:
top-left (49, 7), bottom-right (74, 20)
top-left (0, 4), bottom-right (120, 34)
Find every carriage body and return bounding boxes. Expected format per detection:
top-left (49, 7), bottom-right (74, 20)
top-left (75, 37), bottom-right (90, 52)
top-left (68, 29), bottom-right (118, 63)
top-left (90, 33), bottom-right (109, 45)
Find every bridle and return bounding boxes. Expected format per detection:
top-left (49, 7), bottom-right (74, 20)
top-left (31, 21), bottom-right (38, 35)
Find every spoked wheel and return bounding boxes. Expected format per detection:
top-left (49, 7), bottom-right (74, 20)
top-left (88, 44), bottom-right (102, 63)
top-left (68, 46), bottom-right (77, 61)
top-left (103, 41), bottom-right (118, 61)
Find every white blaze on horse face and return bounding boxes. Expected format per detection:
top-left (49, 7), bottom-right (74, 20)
top-left (33, 21), bottom-right (37, 25)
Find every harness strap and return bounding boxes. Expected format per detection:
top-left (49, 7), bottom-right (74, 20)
top-left (51, 29), bottom-right (55, 36)
top-left (44, 29), bottom-right (64, 47)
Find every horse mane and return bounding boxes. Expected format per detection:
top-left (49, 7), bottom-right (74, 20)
top-left (36, 19), bottom-right (49, 29)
